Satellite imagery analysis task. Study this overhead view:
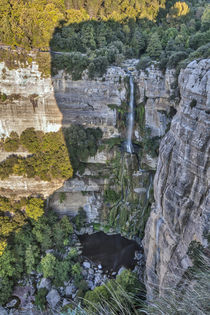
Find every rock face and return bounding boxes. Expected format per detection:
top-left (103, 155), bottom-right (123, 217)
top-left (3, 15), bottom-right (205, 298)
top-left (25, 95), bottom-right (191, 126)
top-left (143, 59), bottom-right (210, 298)
top-left (0, 60), bottom-right (126, 138)
top-left (0, 175), bottom-right (63, 198)
top-left (135, 64), bottom-right (176, 138)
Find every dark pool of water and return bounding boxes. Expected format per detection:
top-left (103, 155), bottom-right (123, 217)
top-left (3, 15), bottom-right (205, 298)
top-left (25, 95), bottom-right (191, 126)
top-left (78, 231), bottom-right (140, 272)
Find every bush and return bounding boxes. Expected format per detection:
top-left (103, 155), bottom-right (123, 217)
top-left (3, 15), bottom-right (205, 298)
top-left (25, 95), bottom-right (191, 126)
top-left (143, 251), bottom-right (210, 315)
top-left (20, 128), bottom-right (41, 153)
top-left (0, 128), bottom-right (73, 181)
top-left (104, 188), bottom-right (120, 204)
top-left (73, 208), bottom-right (87, 230)
top-left (40, 253), bottom-right (56, 278)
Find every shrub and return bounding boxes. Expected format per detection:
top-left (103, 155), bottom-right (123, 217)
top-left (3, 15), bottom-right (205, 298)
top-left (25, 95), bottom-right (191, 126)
top-left (104, 188), bottom-right (120, 204)
top-left (84, 270), bottom-right (145, 314)
top-left (59, 192), bottom-right (66, 203)
top-left (20, 128), bottom-right (41, 153)
top-left (0, 128), bottom-right (73, 181)
top-left (143, 251), bottom-right (210, 315)
top-left (190, 99), bottom-right (197, 108)
top-left (73, 208), bottom-right (87, 230)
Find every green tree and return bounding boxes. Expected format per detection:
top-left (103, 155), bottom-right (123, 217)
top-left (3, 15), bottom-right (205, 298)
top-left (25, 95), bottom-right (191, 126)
top-left (32, 218), bottom-right (53, 251)
top-left (25, 198), bottom-right (44, 221)
top-left (40, 253), bottom-right (56, 278)
top-left (201, 5), bottom-right (210, 31)
top-left (131, 29), bottom-right (146, 57)
top-left (81, 23), bottom-right (96, 51)
top-left (25, 244), bottom-right (40, 274)
top-left (146, 33), bottom-right (163, 58)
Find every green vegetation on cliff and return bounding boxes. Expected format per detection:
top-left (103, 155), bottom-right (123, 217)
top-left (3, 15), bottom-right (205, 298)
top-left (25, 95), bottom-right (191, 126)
top-left (0, 128), bottom-right (73, 181)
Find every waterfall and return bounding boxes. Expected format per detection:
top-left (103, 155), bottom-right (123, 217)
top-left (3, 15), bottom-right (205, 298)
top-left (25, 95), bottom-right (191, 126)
top-left (126, 75), bottom-right (134, 153)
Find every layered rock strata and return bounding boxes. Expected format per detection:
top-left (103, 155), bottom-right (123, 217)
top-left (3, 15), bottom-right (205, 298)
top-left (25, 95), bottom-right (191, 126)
top-left (0, 60), bottom-right (126, 138)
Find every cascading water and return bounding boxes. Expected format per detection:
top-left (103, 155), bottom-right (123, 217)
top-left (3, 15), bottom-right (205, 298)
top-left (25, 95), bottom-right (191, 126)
top-left (126, 74), bottom-right (134, 153)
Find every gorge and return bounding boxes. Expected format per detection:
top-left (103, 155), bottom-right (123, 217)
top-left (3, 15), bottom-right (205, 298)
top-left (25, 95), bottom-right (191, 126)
top-left (0, 0), bottom-right (210, 308)
top-left (0, 49), bottom-right (209, 313)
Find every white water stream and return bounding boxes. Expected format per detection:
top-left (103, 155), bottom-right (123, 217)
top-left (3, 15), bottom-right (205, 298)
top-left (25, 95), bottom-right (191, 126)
top-left (126, 75), bottom-right (134, 153)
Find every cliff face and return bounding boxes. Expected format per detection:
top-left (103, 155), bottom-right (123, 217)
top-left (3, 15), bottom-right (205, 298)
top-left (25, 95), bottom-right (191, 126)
top-left (0, 56), bottom-right (175, 222)
top-left (0, 60), bottom-right (126, 138)
top-left (143, 59), bottom-right (210, 298)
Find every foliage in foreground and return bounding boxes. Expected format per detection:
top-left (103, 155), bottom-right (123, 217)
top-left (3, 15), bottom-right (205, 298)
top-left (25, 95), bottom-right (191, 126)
top-left (60, 245), bottom-right (210, 315)
top-left (83, 269), bottom-right (145, 315)
top-left (0, 209), bottom-right (79, 306)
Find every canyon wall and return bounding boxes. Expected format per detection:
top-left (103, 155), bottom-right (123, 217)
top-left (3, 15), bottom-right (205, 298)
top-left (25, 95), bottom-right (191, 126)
top-left (143, 59), bottom-right (210, 298)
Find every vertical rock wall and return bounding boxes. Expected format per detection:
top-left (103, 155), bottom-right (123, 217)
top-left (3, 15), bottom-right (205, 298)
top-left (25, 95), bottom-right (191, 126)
top-left (143, 59), bottom-right (210, 298)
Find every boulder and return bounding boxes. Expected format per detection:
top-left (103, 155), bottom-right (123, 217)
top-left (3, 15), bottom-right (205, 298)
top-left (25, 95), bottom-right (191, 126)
top-left (83, 261), bottom-right (91, 269)
top-left (46, 289), bottom-right (60, 309)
